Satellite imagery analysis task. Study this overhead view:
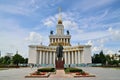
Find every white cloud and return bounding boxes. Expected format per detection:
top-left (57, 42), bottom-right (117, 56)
top-left (0, 17), bottom-right (29, 57)
top-left (86, 40), bottom-right (93, 45)
top-left (25, 32), bottom-right (43, 44)
top-left (0, 4), bottom-right (29, 16)
top-left (73, 0), bottom-right (115, 11)
top-left (63, 20), bottom-right (78, 29)
top-left (108, 27), bottom-right (120, 41)
top-left (43, 19), bottom-right (54, 27)
top-left (92, 46), bottom-right (101, 52)
top-left (106, 50), bottom-right (115, 54)
top-left (0, 0), bottom-right (40, 16)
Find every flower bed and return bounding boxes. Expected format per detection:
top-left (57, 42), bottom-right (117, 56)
top-left (30, 71), bottom-right (46, 75)
top-left (25, 71), bottom-right (50, 78)
top-left (25, 68), bottom-right (55, 78)
top-left (64, 68), bottom-right (95, 77)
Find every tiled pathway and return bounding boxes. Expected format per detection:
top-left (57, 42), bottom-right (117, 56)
top-left (49, 69), bottom-right (73, 78)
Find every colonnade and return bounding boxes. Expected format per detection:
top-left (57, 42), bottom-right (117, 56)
top-left (36, 50), bottom-right (83, 64)
top-left (36, 51), bottom-right (56, 64)
top-left (64, 51), bottom-right (83, 64)
top-left (50, 38), bottom-right (70, 43)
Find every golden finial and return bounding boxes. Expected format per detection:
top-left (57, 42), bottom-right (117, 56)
top-left (58, 7), bottom-right (62, 24)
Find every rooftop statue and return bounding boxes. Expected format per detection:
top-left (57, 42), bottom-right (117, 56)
top-left (67, 30), bottom-right (69, 35)
top-left (50, 30), bottom-right (53, 35)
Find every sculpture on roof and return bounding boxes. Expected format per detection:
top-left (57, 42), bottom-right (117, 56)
top-left (50, 30), bottom-right (53, 35)
top-left (67, 30), bottom-right (69, 35)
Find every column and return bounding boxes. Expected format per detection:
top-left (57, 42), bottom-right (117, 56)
top-left (51, 38), bottom-right (53, 43)
top-left (66, 39), bottom-right (68, 43)
top-left (39, 51), bottom-right (42, 64)
top-left (43, 51), bottom-right (45, 64)
top-left (53, 52), bottom-right (55, 64)
top-left (58, 38), bottom-right (59, 42)
top-left (72, 51), bottom-right (74, 64)
top-left (56, 38), bottom-right (58, 42)
top-left (64, 52), bottom-right (67, 64)
top-left (64, 39), bottom-right (65, 43)
top-left (81, 51), bottom-right (84, 63)
top-left (46, 51), bottom-right (48, 64)
top-left (75, 51), bottom-right (77, 64)
top-left (68, 39), bottom-right (69, 43)
top-left (50, 52), bottom-right (52, 64)
top-left (68, 52), bottom-right (70, 64)
top-left (55, 38), bottom-right (56, 43)
top-left (78, 51), bottom-right (80, 64)
top-left (36, 51), bottom-right (39, 64)
top-left (77, 51), bottom-right (79, 64)
top-left (53, 38), bottom-right (54, 43)
top-left (41, 51), bottom-right (43, 64)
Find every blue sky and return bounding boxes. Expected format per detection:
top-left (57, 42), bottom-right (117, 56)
top-left (0, 0), bottom-right (120, 57)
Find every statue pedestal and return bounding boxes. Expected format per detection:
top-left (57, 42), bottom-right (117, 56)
top-left (55, 58), bottom-right (64, 69)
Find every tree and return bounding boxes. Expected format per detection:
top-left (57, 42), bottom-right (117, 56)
top-left (92, 50), bottom-right (106, 65)
top-left (92, 54), bottom-right (101, 63)
top-left (24, 58), bottom-right (28, 63)
top-left (0, 57), bottom-right (4, 64)
top-left (12, 54), bottom-right (24, 66)
top-left (99, 50), bottom-right (106, 65)
top-left (2, 56), bottom-right (11, 65)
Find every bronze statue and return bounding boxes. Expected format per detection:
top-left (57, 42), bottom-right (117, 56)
top-left (67, 30), bottom-right (69, 35)
top-left (50, 30), bottom-right (53, 35)
top-left (56, 44), bottom-right (63, 60)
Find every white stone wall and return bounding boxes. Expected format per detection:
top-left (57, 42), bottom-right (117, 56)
top-left (83, 46), bottom-right (92, 63)
top-left (28, 46), bottom-right (37, 64)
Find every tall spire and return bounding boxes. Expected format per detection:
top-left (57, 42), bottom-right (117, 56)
top-left (58, 7), bottom-right (62, 24)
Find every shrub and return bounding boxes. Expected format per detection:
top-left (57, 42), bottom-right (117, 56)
top-left (37, 68), bottom-right (55, 72)
top-left (64, 68), bottom-right (83, 73)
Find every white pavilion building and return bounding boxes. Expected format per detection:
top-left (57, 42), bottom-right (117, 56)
top-left (28, 11), bottom-right (91, 67)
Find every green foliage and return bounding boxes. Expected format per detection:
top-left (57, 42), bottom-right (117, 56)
top-left (12, 54), bottom-right (25, 66)
top-left (37, 68), bottom-right (55, 72)
top-left (0, 56), bottom-right (11, 65)
top-left (92, 50), bottom-right (106, 64)
top-left (24, 58), bottom-right (28, 63)
top-left (0, 53), bottom-right (28, 66)
top-left (64, 68), bottom-right (83, 73)
top-left (92, 50), bottom-right (120, 66)
top-left (99, 50), bottom-right (106, 64)
top-left (108, 60), bottom-right (119, 66)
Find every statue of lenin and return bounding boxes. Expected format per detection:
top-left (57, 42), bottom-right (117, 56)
top-left (56, 43), bottom-right (63, 60)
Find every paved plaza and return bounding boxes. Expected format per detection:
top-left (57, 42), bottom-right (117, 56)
top-left (0, 67), bottom-right (120, 80)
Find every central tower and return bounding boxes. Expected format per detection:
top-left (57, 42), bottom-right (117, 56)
top-left (49, 8), bottom-right (71, 46)
top-left (56, 7), bottom-right (64, 35)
